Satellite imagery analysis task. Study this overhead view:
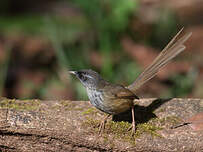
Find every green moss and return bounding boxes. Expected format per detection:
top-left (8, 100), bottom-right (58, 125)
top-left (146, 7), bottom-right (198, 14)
top-left (158, 116), bottom-right (181, 126)
top-left (106, 120), bottom-right (135, 144)
top-left (82, 108), bottom-right (97, 115)
top-left (59, 100), bottom-right (77, 111)
top-left (80, 110), bottom-right (183, 145)
top-left (135, 122), bottom-right (163, 138)
top-left (106, 121), bottom-right (131, 134)
top-left (107, 120), bottom-right (162, 144)
top-left (60, 100), bottom-right (70, 107)
top-left (84, 117), bottom-right (163, 145)
top-left (51, 104), bottom-right (61, 110)
top-left (84, 117), bottom-right (100, 128)
top-left (0, 98), bottom-right (40, 111)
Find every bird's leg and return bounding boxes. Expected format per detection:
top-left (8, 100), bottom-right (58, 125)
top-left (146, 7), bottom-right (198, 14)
top-left (131, 106), bottom-right (136, 135)
top-left (99, 114), bottom-right (111, 134)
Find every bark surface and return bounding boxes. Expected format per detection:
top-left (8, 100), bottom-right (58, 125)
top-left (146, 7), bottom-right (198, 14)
top-left (0, 97), bottom-right (203, 151)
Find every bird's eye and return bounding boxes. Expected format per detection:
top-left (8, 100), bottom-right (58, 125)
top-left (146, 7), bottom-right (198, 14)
top-left (79, 73), bottom-right (87, 81)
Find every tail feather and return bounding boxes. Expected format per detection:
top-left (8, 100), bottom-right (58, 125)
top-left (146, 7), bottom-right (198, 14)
top-left (128, 29), bottom-right (192, 93)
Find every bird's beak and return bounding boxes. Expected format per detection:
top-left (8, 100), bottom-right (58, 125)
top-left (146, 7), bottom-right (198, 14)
top-left (69, 71), bottom-right (77, 75)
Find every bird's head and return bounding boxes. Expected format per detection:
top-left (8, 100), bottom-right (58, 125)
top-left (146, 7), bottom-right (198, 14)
top-left (69, 69), bottom-right (104, 89)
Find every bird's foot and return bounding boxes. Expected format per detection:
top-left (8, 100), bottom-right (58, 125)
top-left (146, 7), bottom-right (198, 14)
top-left (98, 114), bottom-right (111, 135)
top-left (131, 122), bottom-right (136, 136)
top-left (127, 123), bottom-right (136, 136)
top-left (98, 120), bottom-right (105, 135)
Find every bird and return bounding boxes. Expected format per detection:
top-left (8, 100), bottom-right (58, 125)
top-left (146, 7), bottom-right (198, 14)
top-left (69, 28), bottom-right (192, 135)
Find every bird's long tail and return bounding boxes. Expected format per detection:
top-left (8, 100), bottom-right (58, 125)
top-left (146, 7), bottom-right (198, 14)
top-left (127, 28), bottom-right (192, 93)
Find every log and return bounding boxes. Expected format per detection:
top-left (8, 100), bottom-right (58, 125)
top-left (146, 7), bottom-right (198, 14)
top-left (0, 97), bottom-right (203, 151)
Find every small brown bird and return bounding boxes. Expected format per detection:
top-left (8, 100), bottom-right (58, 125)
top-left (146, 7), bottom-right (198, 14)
top-left (70, 28), bottom-right (192, 134)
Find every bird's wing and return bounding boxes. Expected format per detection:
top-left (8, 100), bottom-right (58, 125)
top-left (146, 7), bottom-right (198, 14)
top-left (127, 28), bottom-right (192, 93)
top-left (104, 84), bottom-right (139, 100)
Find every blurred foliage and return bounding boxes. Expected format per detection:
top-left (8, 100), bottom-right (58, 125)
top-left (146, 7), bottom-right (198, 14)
top-left (151, 9), bottom-right (178, 49)
top-left (44, 0), bottom-right (140, 98)
top-left (71, 0), bottom-right (138, 79)
top-left (0, 16), bottom-right (44, 34)
top-left (44, 16), bottom-right (90, 69)
top-left (168, 68), bottom-right (197, 97)
top-left (0, 45), bottom-right (11, 96)
top-left (0, 0), bottom-right (197, 100)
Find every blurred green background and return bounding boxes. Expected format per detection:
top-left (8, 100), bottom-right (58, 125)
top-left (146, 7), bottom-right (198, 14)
top-left (0, 0), bottom-right (203, 100)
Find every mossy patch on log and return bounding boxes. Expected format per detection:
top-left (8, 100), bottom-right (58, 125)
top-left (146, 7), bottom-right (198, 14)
top-left (0, 98), bottom-right (40, 111)
top-left (84, 117), bottom-right (163, 145)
